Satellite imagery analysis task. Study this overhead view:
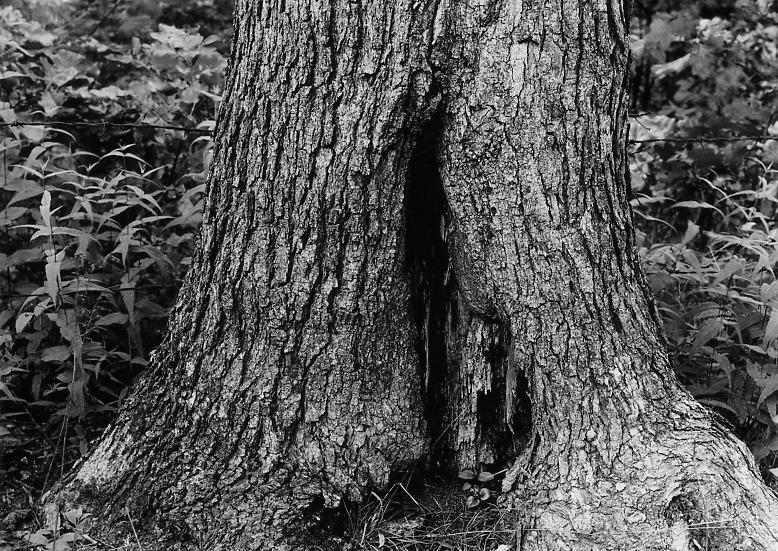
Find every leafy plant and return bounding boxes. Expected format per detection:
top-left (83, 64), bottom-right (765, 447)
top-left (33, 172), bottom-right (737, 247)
top-left (457, 468), bottom-right (506, 509)
top-left (0, 6), bottom-right (217, 486)
top-left (23, 507), bottom-right (93, 551)
top-left (630, 0), bottom-right (778, 197)
top-left (635, 168), bottom-right (778, 474)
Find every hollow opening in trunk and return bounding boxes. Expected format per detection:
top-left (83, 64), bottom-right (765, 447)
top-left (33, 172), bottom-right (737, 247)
top-left (405, 114), bottom-right (533, 472)
top-left (405, 114), bottom-right (453, 466)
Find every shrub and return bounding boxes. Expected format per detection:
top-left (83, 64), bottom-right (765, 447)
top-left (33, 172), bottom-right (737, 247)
top-left (0, 6), bottom-right (218, 476)
top-left (634, 169), bottom-right (778, 471)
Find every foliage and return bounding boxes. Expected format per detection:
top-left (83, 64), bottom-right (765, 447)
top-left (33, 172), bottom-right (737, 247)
top-left (630, 0), bottom-right (778, 480)
top-left (23, 507), bottom-right (92, 551)
top-left (0, 3), bottom-right (224, 501)
top-left (629, 0), bottom-right (778, 195)
top-left (634, 173), bottom-right (778, 476)
top-left (457, 468), bottom-right (505, 509)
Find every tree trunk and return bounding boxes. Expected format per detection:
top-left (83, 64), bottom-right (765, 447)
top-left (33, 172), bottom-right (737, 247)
top-left (43, 0), bottom-right (778, 549)
top-left (433, 0), bottom-right (778, 549)
top-left (47, 1), bottom-right (438, 547)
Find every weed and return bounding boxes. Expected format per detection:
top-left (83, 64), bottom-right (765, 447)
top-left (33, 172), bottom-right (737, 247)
top-left (634, 167), bottom-right (778, 479)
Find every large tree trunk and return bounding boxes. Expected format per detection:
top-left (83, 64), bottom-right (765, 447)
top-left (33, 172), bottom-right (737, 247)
top-left (433, 0), bottom-right (778, 549)
top-left (47, 1), bottom-right (437, 547)
top-left (43, 0), bottom-right (778, 549)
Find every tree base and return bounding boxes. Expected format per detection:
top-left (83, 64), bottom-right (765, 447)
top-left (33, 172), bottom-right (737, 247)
top-left (41, 432), bottom-right (778, 551)
top-left (500, 426), bottom-right (778, 551)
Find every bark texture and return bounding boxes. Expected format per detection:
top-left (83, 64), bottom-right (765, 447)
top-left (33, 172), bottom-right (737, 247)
top-left (432, 0), bottom-right (778, 548)
top-left (46, 1), bottom-right (440, 548)
top-left (42, 0), bottom-right (778, 549)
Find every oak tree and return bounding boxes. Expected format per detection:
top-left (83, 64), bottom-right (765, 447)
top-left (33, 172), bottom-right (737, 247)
top-left (46, 0), bottom-right (778, 548)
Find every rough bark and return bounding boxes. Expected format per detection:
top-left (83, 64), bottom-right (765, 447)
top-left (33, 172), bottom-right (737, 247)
top-left (41, 0), bottom-right (778, 549)
top-left (433, 0), bottom-right (778, 548)
top-left (46, 1), bottom-right (439, 548)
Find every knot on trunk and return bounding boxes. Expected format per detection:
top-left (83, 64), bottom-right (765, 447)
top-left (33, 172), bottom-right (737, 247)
top-left (664, 488), bottom-right (733, 551)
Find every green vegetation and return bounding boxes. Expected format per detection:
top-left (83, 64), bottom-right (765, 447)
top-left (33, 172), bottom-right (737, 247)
top-left (1, 0), bottom-right (778, 548)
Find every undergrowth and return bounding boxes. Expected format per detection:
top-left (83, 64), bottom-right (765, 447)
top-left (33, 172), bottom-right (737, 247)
top-left (634, 168), bottom-right (778, 478)
top-left (0, 3), bottom-right (222, 538)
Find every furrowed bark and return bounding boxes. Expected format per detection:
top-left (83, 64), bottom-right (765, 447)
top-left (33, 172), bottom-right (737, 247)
top-left (45, 1), bottom-right (441, 547)
top-left (41, 0), bottom-right (778, 549)
top-left (432, 0), bottom-right (778, 548)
